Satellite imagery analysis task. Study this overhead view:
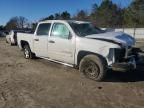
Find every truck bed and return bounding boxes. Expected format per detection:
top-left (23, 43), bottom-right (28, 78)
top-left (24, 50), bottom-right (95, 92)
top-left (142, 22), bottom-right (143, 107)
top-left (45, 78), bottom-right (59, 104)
top-left (17, 33), bottom-right (34, 50)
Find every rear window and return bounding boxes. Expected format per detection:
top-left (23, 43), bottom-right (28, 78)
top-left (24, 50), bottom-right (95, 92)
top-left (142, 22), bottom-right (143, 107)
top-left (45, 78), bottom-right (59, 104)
top-left (37, 23), bottom-right (51, 36)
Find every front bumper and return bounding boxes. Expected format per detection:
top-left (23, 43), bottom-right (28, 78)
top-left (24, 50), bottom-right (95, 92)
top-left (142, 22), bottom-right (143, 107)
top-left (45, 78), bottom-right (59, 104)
top-left (112, 57), bottom-right (136, 72)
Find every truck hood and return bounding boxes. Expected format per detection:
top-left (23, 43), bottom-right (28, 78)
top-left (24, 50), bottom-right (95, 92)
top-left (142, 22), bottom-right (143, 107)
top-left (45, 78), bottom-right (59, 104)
top-left (85, 32), bottom-right (135, 47)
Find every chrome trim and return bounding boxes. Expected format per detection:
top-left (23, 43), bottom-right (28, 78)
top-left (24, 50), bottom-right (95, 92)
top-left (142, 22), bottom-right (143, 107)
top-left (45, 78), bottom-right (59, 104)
top-left (38, 57), bottom-right (74, 67)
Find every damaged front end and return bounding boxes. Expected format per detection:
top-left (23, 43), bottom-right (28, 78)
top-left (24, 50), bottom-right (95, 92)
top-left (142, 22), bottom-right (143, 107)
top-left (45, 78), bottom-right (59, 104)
top-left (108, 47), bottom-right (142, 72)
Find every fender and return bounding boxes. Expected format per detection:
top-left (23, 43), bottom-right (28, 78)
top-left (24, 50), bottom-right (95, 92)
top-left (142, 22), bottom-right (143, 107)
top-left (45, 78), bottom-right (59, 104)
top-left (76, 50), bottom-right (108, 66)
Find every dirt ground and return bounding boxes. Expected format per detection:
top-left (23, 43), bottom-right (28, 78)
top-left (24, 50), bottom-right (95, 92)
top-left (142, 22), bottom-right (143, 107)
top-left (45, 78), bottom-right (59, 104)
top-left (0, 37), bottom-right (144, 108)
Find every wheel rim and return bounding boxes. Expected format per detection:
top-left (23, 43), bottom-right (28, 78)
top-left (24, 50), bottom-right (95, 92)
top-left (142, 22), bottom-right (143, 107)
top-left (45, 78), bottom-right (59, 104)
top-left (24, 48), bottom-right (30, 58)
top-left (83, 60), bottom-right (100, 79)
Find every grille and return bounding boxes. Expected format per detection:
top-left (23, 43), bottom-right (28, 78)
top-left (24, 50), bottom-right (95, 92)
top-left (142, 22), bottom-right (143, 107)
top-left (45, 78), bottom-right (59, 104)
top-left (114, 48), bottom-right (126, 62)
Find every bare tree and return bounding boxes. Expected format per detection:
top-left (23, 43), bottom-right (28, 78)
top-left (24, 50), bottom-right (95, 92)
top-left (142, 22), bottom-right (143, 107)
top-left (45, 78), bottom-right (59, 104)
top-left (18, 16), bottom-right (28, 28)
top-left (5, 17), bottom-right (18, 30)
top-left (5, 16), bottom-right (30, 30)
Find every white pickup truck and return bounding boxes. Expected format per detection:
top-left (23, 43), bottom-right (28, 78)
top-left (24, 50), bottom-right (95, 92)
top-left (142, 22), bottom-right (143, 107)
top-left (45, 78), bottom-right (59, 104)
top-left (17, 20), bottom-right (138, 81)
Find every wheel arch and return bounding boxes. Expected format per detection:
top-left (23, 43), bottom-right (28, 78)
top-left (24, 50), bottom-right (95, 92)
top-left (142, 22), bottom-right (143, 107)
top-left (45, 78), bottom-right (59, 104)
top-left (21, 40), bottom-right (36, 59)
top-left (77, 50), bottom-right (108, 67)
top-left (20, 40), bottom-right (30, 49)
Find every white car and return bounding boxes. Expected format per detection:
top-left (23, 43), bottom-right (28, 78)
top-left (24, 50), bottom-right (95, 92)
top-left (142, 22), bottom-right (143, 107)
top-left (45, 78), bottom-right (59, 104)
top-left (17, 20), bottom-right (138, 81)
top-left (6, 30), bottom-right (25, 45)
top-left (6, 30), bottom-right (16, 45)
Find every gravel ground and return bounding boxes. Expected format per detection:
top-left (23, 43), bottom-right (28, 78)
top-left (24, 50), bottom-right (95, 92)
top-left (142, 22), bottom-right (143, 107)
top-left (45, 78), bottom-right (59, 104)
top-left (0, 37), bottom-right (144, 108)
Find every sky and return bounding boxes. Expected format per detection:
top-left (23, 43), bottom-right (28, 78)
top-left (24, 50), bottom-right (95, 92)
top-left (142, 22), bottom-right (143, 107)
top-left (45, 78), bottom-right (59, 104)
top-left (0, 0), bottom-right (132, 25)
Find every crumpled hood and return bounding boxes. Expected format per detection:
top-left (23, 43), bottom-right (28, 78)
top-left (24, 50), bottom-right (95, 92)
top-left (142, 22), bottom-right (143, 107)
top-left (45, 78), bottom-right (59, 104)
top-left (85, 32), bottom-right (135, 47)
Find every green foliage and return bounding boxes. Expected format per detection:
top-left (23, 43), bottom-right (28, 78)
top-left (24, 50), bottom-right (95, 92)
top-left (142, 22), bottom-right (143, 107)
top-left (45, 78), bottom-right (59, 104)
top-left (127, 0), bottom-right (144, 27)
top-left (4, 0), bottom-right (144, 29)
top-left (54, 13), bottom-right (61, 20)
top-left (41, 11), bottom-right (71, 21)
top-left (90, 0), bottom-right (144, 28)
top-left (90, 0), bottom-right (123, 27)
top-left (61, 11), bottom-right (71, 20)
top-left (74, 10), bottom-right (88, 21)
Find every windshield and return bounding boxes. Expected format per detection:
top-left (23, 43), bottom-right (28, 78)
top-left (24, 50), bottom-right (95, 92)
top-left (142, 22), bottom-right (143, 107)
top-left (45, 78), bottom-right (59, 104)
top-left (69, 22), bottom-right (104, 37)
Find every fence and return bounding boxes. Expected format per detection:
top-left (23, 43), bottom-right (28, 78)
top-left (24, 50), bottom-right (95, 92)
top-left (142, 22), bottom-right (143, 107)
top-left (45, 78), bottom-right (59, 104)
top-left (115, 28), bottom-right (144, 39)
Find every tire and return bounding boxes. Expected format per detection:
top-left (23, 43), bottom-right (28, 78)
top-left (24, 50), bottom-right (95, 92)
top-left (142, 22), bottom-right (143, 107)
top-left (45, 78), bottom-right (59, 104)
top-left (6, 39), bottom-right (8, 43)
top-left (10, 40), bottom-right (13, 46)
top-left (79, 55), bottom-right (107, 81)
top-left (10, 42), bottom-right (13, 46)
top-left (23, 45), bottom-right (35, 59)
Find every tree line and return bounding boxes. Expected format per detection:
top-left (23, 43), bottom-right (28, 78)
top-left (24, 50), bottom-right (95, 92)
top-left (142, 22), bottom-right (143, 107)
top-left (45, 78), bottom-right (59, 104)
top-left (0, 0), bottom-right (144, 31)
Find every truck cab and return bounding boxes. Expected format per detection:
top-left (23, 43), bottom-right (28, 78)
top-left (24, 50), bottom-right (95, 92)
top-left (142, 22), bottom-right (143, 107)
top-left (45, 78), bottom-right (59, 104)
top-left (33, 21), bottom-right (75, 64)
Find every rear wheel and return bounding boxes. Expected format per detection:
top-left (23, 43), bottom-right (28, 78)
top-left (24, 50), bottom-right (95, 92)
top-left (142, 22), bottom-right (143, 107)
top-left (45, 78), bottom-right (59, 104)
top-left (23, 45), bottom-right (35, 59)
top-left (10, 40), bottom-right (13, 46)
top-left (6, 39), bottom-right (8, 43)
top-left (79, 55), bottom-right (107, 81)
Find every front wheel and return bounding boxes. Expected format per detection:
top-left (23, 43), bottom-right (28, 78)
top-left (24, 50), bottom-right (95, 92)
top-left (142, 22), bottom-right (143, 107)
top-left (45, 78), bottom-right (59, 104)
top-left (23, 45), bottom-right (35, 59)
top-left (79, 55), bottom-right (107, 81)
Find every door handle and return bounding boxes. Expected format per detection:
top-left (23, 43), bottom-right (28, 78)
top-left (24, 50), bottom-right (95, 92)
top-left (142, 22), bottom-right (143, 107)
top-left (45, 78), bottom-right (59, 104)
top-left (34, 39), bottom-right (39, 41)
top-left (49, 40), bottom-right (55, 43)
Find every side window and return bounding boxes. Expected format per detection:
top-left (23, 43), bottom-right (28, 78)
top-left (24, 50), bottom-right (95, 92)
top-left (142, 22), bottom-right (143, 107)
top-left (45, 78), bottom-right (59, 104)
top-left (51, 23), bottom-right (70, 39)
top-left (37, 23), bottom-right (51, 36)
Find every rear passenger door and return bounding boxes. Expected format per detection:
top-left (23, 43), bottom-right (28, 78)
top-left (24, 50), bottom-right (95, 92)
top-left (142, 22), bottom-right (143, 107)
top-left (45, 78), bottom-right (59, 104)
top-left (34, 23), bottom-right (51, 57)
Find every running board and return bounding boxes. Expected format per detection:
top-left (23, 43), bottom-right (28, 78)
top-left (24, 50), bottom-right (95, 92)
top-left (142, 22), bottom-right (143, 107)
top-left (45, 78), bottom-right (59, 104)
top-left (39, 57), bottom-right (74, 67)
